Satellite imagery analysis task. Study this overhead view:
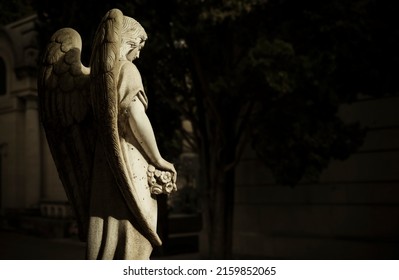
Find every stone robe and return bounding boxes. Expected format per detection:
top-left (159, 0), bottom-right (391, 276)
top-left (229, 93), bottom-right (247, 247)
top-left (86, 60), bottom-right (158, 260)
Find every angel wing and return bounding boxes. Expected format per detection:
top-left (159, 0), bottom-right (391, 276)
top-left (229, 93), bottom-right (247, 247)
top-left (38, 28), bottom-right (94, 241)
top-left (90, 9), bottom-right (162, 246)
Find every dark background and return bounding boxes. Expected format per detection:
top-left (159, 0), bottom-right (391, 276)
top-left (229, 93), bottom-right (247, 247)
top-left (0, 0), bottom-right (398, 259)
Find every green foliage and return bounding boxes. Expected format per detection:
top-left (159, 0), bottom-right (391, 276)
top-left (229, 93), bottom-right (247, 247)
top-left (246, 0), bottom-right (398, 185)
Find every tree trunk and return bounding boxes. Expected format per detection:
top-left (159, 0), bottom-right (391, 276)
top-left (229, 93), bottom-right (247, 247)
top-left (189, 43), bottom-right (238, 259)
top-left (205, 127), bottom-right (236, 259)
top-left (208, 167), bottom-right (235, 259)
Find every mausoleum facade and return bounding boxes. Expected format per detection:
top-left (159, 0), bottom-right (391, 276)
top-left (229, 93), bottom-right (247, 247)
top-left (0, 15), bottom-right (67, 218)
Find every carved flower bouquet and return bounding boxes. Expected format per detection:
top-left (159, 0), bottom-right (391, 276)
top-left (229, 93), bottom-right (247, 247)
top-left (147, 164), bottom-right (177, 195)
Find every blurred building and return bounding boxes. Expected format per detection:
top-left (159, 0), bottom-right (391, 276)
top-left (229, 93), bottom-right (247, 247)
top-left (0, 15), bottom-right (68, 223)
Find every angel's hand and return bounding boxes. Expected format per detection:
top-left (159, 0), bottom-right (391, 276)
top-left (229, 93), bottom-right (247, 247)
top-left (154, 158), bottom-right (177, 183)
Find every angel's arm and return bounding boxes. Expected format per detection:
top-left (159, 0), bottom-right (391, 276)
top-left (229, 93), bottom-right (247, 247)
top-left (127, 97), bottom-right (169, 167)
top-left (128, 98), bottom-right (176, 182)
top-left (119, 62), bottom-right (176, 180)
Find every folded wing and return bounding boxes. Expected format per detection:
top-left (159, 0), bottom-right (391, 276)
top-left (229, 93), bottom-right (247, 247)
top-left (38, 28), bottom-right (93, 241)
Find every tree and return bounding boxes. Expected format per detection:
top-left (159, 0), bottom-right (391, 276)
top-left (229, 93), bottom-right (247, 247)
top-left (33, 0), bottom-right (399, 258)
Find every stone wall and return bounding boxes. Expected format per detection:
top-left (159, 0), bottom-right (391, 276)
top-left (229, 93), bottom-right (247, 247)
top-left (233, 95), bottom-right (399, 259)
top-left (0, 15), bottom-right (66, 214)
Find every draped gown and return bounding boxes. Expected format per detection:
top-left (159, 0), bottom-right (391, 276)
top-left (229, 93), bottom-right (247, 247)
top-left (86, 60), bottom-right (159, 260)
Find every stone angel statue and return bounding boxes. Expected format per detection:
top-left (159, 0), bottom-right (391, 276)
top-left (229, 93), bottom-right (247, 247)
top-left (37, 8), bottom-right (177, 260)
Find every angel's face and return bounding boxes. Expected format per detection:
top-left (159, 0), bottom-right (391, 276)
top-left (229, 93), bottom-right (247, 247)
top-left (125, 39), bottom-right (145, 62)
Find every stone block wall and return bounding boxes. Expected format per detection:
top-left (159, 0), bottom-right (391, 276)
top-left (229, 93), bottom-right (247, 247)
top-left (233, 95), bottom-right (399, 259)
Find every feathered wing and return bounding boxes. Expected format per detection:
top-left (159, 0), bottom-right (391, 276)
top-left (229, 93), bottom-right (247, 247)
top-left (90, 9), bottom-right (162, 246)
top-left (38, 28), bottom-right (94, 241)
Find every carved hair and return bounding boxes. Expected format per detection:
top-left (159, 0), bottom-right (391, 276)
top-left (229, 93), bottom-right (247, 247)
top-left (121, 16), bottom-right (147, 45)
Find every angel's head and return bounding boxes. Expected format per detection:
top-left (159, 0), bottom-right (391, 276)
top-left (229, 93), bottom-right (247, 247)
top-left (120, 16), bottom-right (148, 62)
